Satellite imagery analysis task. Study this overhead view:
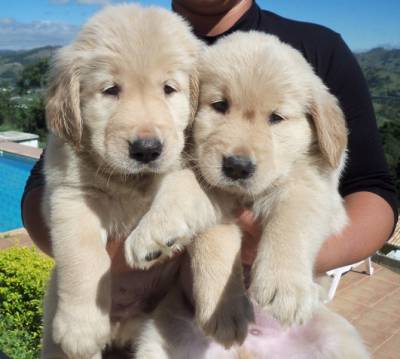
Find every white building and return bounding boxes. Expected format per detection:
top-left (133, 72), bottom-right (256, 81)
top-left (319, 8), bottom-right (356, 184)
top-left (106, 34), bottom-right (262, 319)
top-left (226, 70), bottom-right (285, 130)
top-left (0, 131), bottom-right (39, 147)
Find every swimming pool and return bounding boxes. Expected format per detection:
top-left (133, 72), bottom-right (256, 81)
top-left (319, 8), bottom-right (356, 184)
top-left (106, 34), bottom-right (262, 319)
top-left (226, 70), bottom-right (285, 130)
top-left (0, 151), bottom-right (35, 232)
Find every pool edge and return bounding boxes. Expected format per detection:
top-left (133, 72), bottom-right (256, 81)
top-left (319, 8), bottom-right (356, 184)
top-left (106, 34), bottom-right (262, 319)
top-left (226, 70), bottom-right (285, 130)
top-left (0, 140), bottom-right (42, 160)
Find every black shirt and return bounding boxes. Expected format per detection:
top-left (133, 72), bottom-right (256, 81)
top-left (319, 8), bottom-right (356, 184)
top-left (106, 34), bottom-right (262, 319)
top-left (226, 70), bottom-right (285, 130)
top-left (22, 1), bottom-right (398, 229)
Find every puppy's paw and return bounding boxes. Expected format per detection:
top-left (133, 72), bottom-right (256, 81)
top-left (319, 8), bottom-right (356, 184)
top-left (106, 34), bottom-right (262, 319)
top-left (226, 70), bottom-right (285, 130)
top-left (53, 305), bottom-right (110, 358)
top-left (124, 215), bottom-right (191, 269)
top-left (197, 293), bottom-right (254, 348)
top-left (124, 178), bottom-right (216, 269)
top-left (250, 269), bottom-right (319, 326)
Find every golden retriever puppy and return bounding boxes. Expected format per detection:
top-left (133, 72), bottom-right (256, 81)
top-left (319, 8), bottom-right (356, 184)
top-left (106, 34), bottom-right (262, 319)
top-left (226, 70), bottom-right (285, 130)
top-left (131, 31), bottom-right (369, 359)
top-left (41, 4), bottom-right (216, 358)
top-left (192, 31), bottom-right (348, 326)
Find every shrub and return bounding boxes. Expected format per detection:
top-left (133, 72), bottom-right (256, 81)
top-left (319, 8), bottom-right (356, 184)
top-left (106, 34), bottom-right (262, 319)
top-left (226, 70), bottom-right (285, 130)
top-left (0, 246), bottom-right (53, 359)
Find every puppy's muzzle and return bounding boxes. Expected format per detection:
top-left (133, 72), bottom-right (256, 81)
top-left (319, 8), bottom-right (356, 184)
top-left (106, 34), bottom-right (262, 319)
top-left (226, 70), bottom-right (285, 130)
top-left (129, 138), bottom-right (163, 163)
top-left (222, 155), bottom-right (255, 181)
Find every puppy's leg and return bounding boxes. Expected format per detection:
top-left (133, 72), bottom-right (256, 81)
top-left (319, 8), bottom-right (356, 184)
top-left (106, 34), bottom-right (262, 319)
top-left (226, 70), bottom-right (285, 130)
top-left (125, 169), bottom-right (216, 269)
top-left (41, 270), bottom-right (67, 359)
top-left (41, 270), bottom-right (103, 359)
top-left (134, 319), bottom-right (170, 359)
top-left (133, 286), bottom-right (191, 359)
top-left (44, 190), bottom-right (111, 358)
top-left (250, 185), bottom-right (329, 326)
top-left (190, 224), bottom-right (254, 348)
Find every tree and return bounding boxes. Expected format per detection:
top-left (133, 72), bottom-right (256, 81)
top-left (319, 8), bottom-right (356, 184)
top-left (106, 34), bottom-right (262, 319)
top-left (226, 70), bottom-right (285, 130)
top-left (13, 94), bottom-right (47, 140)
top-left (16, 58), bottom-right (49, 94)
top-left (379, 119), bottom-right (400, 200)
top-left (0, 90), bottom-right (13, 127)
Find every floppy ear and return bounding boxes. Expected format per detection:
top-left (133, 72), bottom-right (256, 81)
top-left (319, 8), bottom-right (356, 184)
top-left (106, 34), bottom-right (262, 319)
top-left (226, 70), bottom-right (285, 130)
top-left (309, 85), bottom-right (348, 168)
top-left (46, 51), bottom-right (82, 147)
top-left (189, 69), bottom-right (200, 124)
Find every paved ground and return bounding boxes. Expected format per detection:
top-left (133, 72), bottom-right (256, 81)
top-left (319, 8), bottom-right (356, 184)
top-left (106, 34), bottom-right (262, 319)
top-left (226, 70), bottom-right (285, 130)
top-left (1, 229), bottom-right (400, 358)
top-left (328, 262), bottom-right (400, 359)
top-left (0, 228), bottom-right (33, 249)
top-left (0, 141), bottom-right (42, 159)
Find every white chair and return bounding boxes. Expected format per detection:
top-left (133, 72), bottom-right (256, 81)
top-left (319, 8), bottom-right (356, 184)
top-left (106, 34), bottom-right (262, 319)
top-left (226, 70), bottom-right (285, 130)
top-left (325, 257), bottom-right (374, 302)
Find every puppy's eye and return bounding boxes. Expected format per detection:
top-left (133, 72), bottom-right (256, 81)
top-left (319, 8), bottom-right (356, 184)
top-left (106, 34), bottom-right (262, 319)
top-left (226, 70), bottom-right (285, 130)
top-left (211, 100), bottom-right (229, 114)
top-left (269, 112), bottom-right (285, 125)
top-left (102, 85), bottom-right (121, 97)
top-left (164, 84), bottom-right (177, 95)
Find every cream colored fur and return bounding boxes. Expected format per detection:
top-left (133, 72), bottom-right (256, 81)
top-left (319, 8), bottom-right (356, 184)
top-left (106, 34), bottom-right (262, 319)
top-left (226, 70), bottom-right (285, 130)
top-left (193, 31), bottom-right (348, 326)
top-left (41, 8), bottom-right (369, 356)
top-left (130, 32), bottom-right (368, 358)
top-left (41, 4), bottom-right (217, 358)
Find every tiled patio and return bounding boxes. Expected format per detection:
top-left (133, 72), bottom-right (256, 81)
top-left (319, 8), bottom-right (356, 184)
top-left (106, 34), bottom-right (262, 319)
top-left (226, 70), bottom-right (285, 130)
top-left (1, 229), bottom-right (400, 358)
top-left (328, 263), bottom-right (400, 359)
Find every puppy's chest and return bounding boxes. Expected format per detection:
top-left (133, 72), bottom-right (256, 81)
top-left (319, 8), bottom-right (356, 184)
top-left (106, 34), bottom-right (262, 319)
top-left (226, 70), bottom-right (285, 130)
top-left (97, 189), bottom-right (155, 238)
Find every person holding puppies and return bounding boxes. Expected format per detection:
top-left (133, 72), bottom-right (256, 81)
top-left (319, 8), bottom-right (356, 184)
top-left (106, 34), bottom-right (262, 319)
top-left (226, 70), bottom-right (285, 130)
top-left (24, 0), bottom-right (397, 295)
top-left (22, 0), bottom-right (396, 357)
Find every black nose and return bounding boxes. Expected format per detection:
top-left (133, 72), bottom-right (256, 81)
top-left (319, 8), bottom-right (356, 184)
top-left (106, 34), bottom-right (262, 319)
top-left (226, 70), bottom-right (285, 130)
top-left (129, 138), bottom-right (163, 163)
top-left (222, 155), bottom-right (255, 180)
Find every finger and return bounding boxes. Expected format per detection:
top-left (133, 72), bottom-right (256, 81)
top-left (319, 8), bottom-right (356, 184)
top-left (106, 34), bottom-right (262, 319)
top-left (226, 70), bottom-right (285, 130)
top-left (241, 235), bottom-right (258, 266)
top-left (236, 210), bottom-right (262, 238)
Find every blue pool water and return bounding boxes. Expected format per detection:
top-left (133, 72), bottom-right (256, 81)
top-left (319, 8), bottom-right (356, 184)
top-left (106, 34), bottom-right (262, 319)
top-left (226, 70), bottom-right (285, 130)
top-left (0, 151), bottom-right (35, 232)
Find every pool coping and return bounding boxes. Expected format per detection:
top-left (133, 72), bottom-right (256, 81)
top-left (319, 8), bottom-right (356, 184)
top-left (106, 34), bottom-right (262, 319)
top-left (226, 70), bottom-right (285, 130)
top-left (0, 140), bottom-right (42, 159)
top-left (0, 228), bottom-right (29, 240)
top-left (0, 228), bottom-right (33, 249)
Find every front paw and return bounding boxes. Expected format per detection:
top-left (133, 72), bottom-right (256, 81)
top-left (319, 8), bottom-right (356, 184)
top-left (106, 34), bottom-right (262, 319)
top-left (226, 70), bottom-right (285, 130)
top-left (124, 217), bottom-right (191, 269)
top-left (250, 270), bottom-right (319, 326)
top-left (197, 293), bottom-right (254, 348)
top-left (53, 305), bottom-right (110, 358)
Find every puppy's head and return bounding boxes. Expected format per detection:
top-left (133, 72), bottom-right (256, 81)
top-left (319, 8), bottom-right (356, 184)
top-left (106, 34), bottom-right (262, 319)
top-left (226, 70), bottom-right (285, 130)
top-left (46, 4), bottom-right (201, 175)
top-left (194, 32), bottom-right (347, 196)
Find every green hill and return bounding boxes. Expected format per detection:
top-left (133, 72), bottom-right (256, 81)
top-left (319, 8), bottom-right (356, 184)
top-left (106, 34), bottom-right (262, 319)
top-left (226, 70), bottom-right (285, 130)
top-left (355, 48), bottom-right (400, 118)
top-left (356, 47), bottom-right (400, 102)
top-left (0, 47), bottom-right (58, 86)
top-left (0, 46), bottom-right (58, 65)
top-left (355, 48), bottom-right (400, 201)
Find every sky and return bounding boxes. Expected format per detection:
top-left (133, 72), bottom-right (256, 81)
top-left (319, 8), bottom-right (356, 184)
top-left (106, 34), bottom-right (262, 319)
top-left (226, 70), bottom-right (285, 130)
top-left (0, 0), bottom-right (399, 51)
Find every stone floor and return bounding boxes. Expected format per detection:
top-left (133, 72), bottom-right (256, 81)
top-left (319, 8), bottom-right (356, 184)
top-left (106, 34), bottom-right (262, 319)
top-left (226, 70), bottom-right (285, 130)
top-left (0, 140), bottom-right (42, 159)
top-left (1, 229), bottom-right (400, 358)
top-left (0, 228), bottom-right (33, 249)
top-left (327, 262), bottom-right (400, 359)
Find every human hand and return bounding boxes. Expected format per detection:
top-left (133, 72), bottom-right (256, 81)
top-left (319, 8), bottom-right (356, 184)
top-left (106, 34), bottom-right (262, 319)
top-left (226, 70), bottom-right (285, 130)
top-left (235, 208), bottom-right (262, 266)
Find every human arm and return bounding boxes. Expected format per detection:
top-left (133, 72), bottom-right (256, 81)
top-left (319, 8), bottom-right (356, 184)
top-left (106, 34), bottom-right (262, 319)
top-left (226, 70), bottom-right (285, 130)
top-left (238, 190), bottom-right (395, 275)
top-left (21, 153), bottom-right (52, 255)
top-left (314, 191), bottom-right (394, 273)
top-left (22, 186), bottom-right (52, 255)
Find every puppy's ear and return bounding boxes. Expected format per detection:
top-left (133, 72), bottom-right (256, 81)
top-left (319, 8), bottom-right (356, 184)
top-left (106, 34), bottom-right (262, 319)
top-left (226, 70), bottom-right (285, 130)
top-left (309, 84), bottom-right (347, 168)
top-left (189, 69), bottom-right (200, 123)
top-left (46, 50), bottom-right (82, 147)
